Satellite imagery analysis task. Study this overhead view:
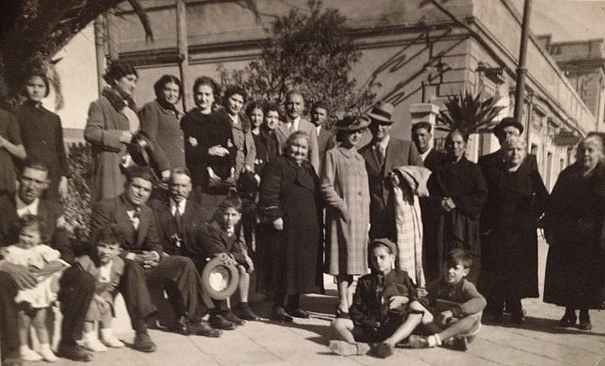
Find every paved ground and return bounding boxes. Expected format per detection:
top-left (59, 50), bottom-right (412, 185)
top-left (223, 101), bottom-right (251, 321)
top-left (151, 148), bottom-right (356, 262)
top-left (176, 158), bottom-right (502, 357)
top-left (24, 238), bottom-right (605, 365)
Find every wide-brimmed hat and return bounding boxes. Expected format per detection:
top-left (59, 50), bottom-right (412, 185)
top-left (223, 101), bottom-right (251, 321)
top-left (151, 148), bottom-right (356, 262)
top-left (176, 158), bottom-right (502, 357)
top-left (201, 256), bottom-right (240, 300)
top-left (367, 101), bottom-right (394, 124)
top-left (335, 114), bottom-right (371, 131)
top-left (493, 117), bottom-right (524, 136)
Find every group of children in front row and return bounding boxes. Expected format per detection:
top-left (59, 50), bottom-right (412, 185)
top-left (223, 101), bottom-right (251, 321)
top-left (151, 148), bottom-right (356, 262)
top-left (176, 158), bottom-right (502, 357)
top-left (2, 197), bottom-right (484, 362)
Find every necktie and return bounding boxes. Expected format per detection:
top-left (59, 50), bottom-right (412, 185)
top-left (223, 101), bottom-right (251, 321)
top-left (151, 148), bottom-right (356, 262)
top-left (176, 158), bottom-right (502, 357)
top-left (376, 145), bottom-right (384, 166)
top-left (174, 205), bottom-right (182, 233)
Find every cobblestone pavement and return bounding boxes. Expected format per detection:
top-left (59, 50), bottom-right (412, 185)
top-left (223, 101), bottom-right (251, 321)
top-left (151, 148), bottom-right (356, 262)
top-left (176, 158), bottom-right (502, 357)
top-left (24, 238), bottom-right (605, 365)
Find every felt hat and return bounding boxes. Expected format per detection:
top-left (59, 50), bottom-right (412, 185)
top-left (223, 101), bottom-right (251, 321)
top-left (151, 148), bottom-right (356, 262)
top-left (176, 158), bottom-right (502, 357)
top-left (493, 117), bottom-right (524, 136)
top-left (335, 114), bottom-right (370, 131)
top-left (367, 101), bottom-right (394, 124)
top-left (369, 238), bottom-right (398, 255)
top-left (201, 256), bottom-right (240, 300)
top-left (127, 131), bottom-right (154, 167)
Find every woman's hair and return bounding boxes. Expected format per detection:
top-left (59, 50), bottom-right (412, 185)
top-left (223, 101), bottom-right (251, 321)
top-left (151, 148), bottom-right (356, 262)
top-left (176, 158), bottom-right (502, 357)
top-left (576, 134), bottom-right (605, 163)
top-left (154, 74), bottom-right (182, 102)
top-left (18, 214), bottom-right (46, 243)
top-left (103, 60), bottom-right (138, 85)
top-left (501, 135), bottom-right (526, 151)
top-left (92, 224), bottom-right (124, 248)
top-left (284, 131), bottom-right (310, 154)
top-left (447, 129), bottom-right (469, 143)
top-left (245, 101), bottom-right (264, 118)
top-left (22, 73), bottom-right (51, 98)
top-left (263, 102), bottom-right (283, 120)
top-left (444, 248), bottom-right (472, 269)
top-left (192, 76), bottom-right (220, 107)
top-left (223, 85), bottom-right (248, 106)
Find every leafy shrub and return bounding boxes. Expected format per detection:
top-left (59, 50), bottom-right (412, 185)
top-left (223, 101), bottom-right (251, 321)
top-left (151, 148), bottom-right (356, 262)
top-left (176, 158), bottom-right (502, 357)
top-left (63, 142), bottom-right (92, 245)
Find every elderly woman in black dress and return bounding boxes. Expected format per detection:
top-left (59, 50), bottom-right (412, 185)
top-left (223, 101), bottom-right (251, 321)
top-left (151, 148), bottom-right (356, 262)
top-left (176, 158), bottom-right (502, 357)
top-left (479, 136), bottom-right (548, 324)
top-left (258, 131), bottom-right (323, 322)
top-left (544, 134), bottom-right (605, 330)
top-left (139, 74), bottom-right (185, 182)
top-left (428, 129), bottom-right (487, 283)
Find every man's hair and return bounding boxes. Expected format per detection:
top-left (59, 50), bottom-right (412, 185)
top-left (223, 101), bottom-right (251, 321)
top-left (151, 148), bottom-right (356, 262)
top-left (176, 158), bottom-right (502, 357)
top-left (170, 167), bottom-right (191, 181)
top-left (444, 248), bottom-right (472, 269)
top-left (217, 196), bottom-right (242, 214)
top-left (284, 89), bottom-right (304, 102)
top-left (412, 121), bottom-right (432, 134)
top-left (20, 158), bottom-right (50, 176)
top-left (92, 224), bottom-right (125, 248)
top-left (103, 60), bottom-right (138, 85)
top-left (311, 101), bottom-right (328, 113)
top-left (154, 74), bottom-right (182, 102)
top-left (18, 214), bottom-right (47, 243)
top-left (125, 165), bottom-right (156, 185)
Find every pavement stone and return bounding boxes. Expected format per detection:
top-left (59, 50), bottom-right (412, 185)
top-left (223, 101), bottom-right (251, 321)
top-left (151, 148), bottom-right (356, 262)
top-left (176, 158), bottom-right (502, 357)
top-left (20, 238), bottom-right (605, 366)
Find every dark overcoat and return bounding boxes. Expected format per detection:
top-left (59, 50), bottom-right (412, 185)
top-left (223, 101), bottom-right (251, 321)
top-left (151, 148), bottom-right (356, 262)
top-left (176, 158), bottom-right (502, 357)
top-left (543, 163), bottom-right (605, 309)
top-left (428, 156), bottom-right (487, 282)
top-left (257, 156), bottom-right (323, 296)
top-left (478, 158), bottom-right (548, 299)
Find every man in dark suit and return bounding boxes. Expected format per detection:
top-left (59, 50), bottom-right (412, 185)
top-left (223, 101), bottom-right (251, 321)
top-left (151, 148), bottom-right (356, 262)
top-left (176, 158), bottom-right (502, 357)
top-left (478, 117), bottom-right (538, 173)
top-left (411, 121), bottom-right (447, 282)
top-left (0, 159), bottom-right (95, 364)
top-left (91, 166), bottom-right (221, 353)
top-left (311, 102), bottom-right (335, 169)
top-left (359, 101), bottom-right (423, 240)
top-left (148, 168), bottom-right (241, 330)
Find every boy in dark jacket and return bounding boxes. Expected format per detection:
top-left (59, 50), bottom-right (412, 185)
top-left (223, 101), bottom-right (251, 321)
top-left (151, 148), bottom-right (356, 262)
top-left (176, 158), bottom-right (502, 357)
top-left (410, 249), bottom-right (486, 351)
top-left (200, 197), bottom-right (258, 330)
top-left (330, 238), bottom-right (427, 358)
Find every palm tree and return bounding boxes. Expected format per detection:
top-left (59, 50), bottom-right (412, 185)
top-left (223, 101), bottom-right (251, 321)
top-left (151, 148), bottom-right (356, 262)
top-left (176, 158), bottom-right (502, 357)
top-left (437, 88), bottom-right (505, 135)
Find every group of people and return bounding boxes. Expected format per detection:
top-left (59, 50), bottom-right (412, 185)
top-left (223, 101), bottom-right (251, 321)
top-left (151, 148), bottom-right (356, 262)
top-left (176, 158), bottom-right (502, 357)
top-left (0, 59), bottom-right (604, 365)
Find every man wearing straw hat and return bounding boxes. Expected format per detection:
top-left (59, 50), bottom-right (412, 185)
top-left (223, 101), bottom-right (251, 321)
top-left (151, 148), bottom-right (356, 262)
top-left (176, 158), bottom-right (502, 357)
top-left (359, 101), bottom-right (423, 240)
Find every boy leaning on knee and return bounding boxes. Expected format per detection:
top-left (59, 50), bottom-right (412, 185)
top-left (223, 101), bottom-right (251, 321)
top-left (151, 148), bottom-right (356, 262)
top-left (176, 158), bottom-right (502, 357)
top-left (329, 238), bottom-right (426, 358)
top-left (410, 248), bottom-right (486, 351)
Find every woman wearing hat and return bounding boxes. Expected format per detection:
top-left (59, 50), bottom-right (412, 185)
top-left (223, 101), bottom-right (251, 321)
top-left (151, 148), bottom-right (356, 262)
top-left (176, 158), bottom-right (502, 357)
top-left (322, 114), bottom-right (371, 317)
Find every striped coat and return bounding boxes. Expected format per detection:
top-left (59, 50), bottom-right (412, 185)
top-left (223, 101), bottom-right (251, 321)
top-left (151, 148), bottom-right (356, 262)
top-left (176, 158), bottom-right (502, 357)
top-left (322, 146), bottom-right (371, 275)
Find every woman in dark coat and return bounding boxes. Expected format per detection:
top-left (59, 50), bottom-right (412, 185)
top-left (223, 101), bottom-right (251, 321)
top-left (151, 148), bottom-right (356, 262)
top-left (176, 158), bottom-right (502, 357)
top-left (246, 101), bottom-right (277, 176)
top-left (180, 76), bottom-right (234, 224)
top-left (479, 136), bottom-right (548, 324)
top-left (84, 61), bottom-right (139, 202)
top-left (257, 131), bottom-right (323, 322)
top-left (544, 134), bottom-right (605, 330)
top-left (15, 74), bottom-right (69, 200)
top-left (0, 107), bottom-right (26, 194)
top-left (139, 74), bottom-right (185, 181)
top-left (428, 129), bottom-right (487, 284)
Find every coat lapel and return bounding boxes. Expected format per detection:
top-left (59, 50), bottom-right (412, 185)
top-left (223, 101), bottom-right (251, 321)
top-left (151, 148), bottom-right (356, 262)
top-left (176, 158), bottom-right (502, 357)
top-left (116, 200), bottom-right (136, 245)
top-left (137, 207), bottom-right (151, 246)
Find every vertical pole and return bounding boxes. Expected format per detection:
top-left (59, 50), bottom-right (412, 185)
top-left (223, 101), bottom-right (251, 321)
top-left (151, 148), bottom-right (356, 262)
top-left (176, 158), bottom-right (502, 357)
top-left (176, 0), bottom-right (189, 112)
top-left (94, 15), bottom-right (107, 96)
top-left (106, 10), bottom-right (119, 61)
top-left (514, 0), bottom-right (533, 124)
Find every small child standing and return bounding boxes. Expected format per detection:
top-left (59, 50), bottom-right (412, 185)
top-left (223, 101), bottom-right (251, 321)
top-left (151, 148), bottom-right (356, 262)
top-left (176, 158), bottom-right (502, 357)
top-left (2, 215), bottom-right (69, 362)
top-left (75, 224), bottom-right (126, 352)
top-left (409, 249), bottom-right (486, 351)
top-left (201, 197), bottom-right (259, 330)
top-left (330, 238), bottom-right (427, 358)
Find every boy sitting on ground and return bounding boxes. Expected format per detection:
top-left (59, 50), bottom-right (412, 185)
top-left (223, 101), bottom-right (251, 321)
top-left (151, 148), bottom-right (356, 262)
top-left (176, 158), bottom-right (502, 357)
top-left (329, 238), bottom-right (427, 358)
top-left (409, 248), bottom-right (486, 351)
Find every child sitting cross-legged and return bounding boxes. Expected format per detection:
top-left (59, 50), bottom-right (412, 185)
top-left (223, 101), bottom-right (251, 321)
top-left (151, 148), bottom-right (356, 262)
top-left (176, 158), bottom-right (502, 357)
top-left (409, 249), bottom-right (486, 351)
top-left (75, 224), bottom-right (126, 352)
top-left (201, 196), bottom-right (259, 330)
top-left (329, 238), bottom-right (427, 358)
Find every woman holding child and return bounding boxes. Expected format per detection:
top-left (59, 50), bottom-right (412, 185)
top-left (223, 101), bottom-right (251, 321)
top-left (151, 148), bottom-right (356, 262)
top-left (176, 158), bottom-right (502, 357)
top-left (544, 134), bottom-right (605, 330)
top-left (479, 136), bottom-right (548, 324)
top-left (258, 131), bottom-right (324, 322)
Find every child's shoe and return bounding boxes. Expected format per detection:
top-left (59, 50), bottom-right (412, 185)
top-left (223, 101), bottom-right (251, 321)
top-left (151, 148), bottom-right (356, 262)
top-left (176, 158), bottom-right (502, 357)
top-left (39, 343), bottom-right (58, 362)
top-left (221, 311), bottom-right (245, 326)
top-left (443, 335), bottom-right (468, 351)
top-left (372, 342), bottom-right (394, 358)
top-left (82, 332), bottom-right (108, 352)
top-left (328, 340), bottom-right (369, 356)
top-left (101, 328), bottom-right (125, 348)
top-left (20, 345), bottom-right (42, 361)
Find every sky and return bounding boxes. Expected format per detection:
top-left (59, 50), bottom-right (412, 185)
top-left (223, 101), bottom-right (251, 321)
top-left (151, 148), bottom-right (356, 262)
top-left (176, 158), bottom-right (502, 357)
top-left (522, 0), bottom-right (605, 42)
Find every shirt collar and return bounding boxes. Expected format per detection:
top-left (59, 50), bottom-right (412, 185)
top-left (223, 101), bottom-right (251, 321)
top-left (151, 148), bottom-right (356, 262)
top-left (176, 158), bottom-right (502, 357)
top-left (15, 194), bottom-right (39, 216)
top-left (375, 135), bottom-right (390, 152)
top-left (170, 198), bottom-right (187, 215)
top-left (420, 147), bottom-right (432, 162)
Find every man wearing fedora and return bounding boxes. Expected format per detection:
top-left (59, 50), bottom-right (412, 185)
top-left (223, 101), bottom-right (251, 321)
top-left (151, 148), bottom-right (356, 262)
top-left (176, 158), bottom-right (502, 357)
top-left (275, 91), bottom-right (320, 172)
top-left (359, 101), bottom-right (423, 240)
top-left (91, 166), bottom-right (221, 354)
top-left (477, 117), bottom-right (538, 173)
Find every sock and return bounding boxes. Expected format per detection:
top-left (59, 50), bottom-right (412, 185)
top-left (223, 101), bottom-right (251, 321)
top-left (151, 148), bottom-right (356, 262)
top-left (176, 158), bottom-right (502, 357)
top-left (20, 344), bottom-right (32, 352)
top-left (101, 328), bottom-right (114, 339)
top-left (428, 334), bottom-right (442, 347)
top-left (39, 343), bottom-right (51, 351)
top-left (83, 331), bottom-right (96, 342)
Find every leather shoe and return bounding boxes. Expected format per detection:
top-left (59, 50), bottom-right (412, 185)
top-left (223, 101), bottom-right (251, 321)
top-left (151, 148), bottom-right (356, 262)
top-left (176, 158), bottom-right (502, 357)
top-left (511, 312), bottom-right (525, 325)
top-left (186, 320), bottom-right (222, 337)
top-left (57, 342), bottom-right (93, 361)
top-left (287, 307), bottom-right (310, 318)
top-left (133, 332), bottom-right (157, 353)
top-left (209, 314), bottom-right (237, 330)
top-left (558, 314), bottom-right (577, 328)
top-left (271, 306), bottom-right (294, 323)
top-left (234, 303), bottom-right (261, 321)
top-left (221, 311), bottom-right (245, 326)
